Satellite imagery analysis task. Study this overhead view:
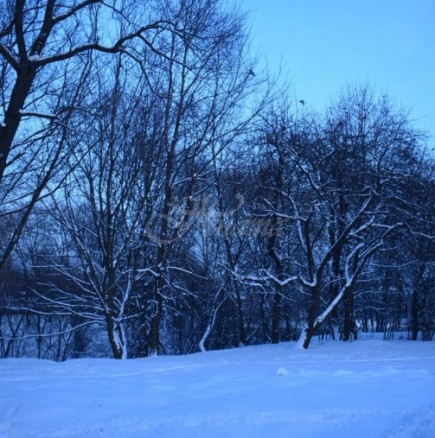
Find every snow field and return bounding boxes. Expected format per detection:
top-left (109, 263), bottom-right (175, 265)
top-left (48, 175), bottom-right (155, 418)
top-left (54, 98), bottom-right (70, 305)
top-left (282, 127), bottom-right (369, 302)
top-left (1, 337), bottom-right (435, 437)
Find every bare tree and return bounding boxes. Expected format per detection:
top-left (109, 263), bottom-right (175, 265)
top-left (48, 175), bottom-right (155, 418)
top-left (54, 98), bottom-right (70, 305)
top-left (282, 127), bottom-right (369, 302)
top-left (0, 0), bottom-right (178, 270)
top-left (140, 0), bottom-right (265, 355)
top-left (40, 55), bottom-right (163, 359)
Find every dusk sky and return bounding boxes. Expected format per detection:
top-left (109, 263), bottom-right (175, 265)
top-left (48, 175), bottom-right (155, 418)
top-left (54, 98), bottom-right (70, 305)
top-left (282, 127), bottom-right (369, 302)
top-left (244, 0), bottom-right (435, 143)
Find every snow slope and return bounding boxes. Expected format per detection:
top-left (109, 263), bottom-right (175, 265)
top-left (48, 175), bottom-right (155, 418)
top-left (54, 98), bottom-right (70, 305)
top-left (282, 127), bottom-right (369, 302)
top-left (1, 337), bottom-right (435, 438)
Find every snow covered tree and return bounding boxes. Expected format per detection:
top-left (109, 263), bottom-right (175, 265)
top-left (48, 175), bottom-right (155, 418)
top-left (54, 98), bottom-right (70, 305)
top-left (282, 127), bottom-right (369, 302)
top-left (250, 86), bottom-right (430, 349)
top-left (294, 87), bottom-right (427, 348)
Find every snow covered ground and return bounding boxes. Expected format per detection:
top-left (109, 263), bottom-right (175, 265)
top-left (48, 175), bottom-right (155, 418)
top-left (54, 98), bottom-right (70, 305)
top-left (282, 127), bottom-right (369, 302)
top-left (1, 336), bottom-right (435, 438)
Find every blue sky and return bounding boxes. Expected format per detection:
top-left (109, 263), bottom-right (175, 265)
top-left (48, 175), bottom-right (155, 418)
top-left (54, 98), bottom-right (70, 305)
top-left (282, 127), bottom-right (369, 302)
top-left (243, 0), bottom-right (435, 142)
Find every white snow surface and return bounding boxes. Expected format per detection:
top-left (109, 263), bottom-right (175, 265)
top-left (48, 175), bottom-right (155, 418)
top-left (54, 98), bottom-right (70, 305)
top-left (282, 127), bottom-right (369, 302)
top-left (1, 337), bottom-right (435, 438)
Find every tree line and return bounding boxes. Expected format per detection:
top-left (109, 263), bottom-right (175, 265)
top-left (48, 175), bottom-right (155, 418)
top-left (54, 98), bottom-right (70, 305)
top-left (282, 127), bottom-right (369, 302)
top-left (1, 0), bottom-right (434, 360)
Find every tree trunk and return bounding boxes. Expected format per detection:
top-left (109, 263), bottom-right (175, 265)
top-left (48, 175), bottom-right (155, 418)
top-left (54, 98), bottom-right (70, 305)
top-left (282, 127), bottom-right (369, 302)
top-left (0, 65), bottom-right (36, 182)
top-left (302, 284), bottom-right (321, 349)
top-left (150, 277), bottom-right (164, 356)
top-left (410, 290), bottom-right (419, 341)
top-left (271, 287), bottom-right (282, 344)
top-left (342, 293), bottom-right (355, 341)
top-left (106, 315), bottom-right (127, 359)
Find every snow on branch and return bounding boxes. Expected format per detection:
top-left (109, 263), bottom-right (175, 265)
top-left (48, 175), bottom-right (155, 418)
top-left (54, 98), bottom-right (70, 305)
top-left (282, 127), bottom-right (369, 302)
top-left (0, 43), bottom-right (19, 70)
top-left (19, 111), bottom-right (57, 120)
top-left (263, 271), bottom-right (298, 287)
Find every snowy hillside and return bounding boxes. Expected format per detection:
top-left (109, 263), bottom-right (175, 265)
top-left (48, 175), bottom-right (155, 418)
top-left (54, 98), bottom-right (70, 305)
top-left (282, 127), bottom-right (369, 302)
top-left (1, 337), bottom-right (435, 438)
